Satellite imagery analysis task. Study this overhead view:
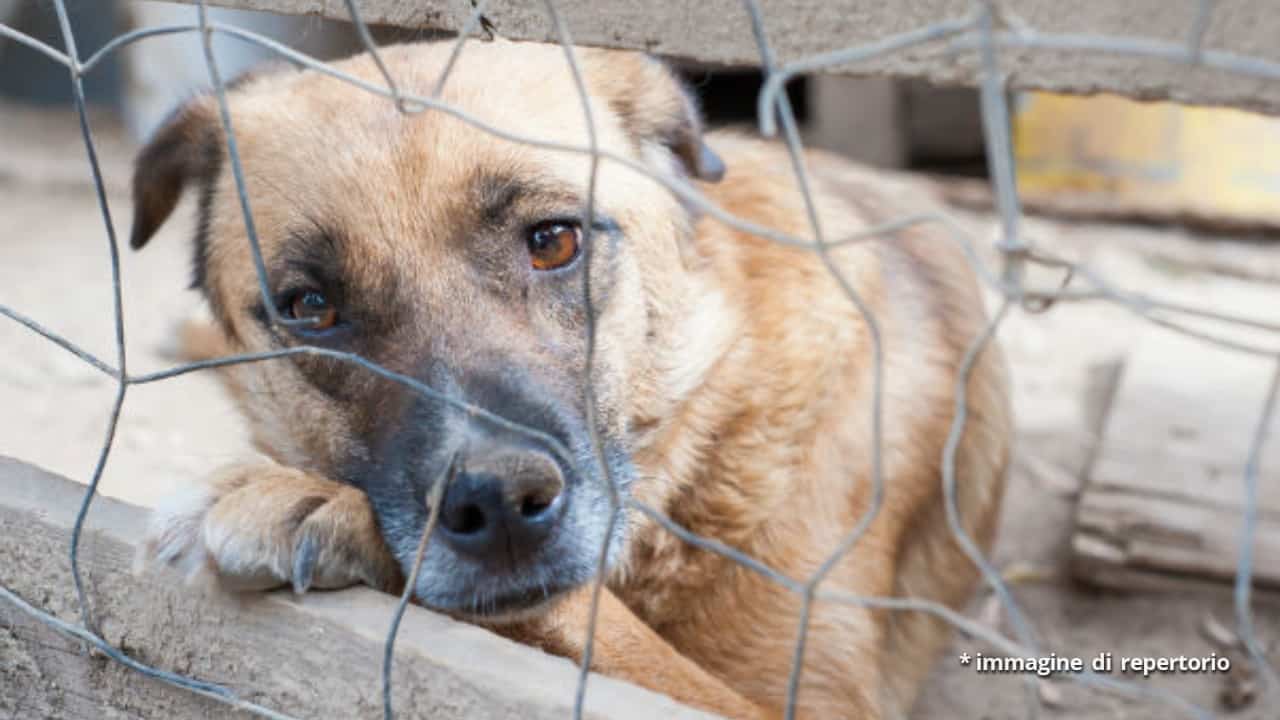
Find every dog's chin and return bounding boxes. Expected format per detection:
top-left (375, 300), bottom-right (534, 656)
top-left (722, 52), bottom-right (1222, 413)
top-left (423, 579), bottom-right (580, 624)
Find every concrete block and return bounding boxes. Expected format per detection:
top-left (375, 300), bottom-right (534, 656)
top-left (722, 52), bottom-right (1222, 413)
top-left (167, 1), bottom-right (1280, 115)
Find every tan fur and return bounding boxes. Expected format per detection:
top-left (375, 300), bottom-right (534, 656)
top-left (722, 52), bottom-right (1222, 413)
top-left (135, 39), bottom-right (1010, 719)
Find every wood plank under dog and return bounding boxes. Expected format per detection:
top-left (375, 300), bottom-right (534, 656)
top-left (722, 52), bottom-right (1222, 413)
top-left (1070, 279), bottom-right (1280, 592)
top-left (0, 456), bottom-right (716, 720)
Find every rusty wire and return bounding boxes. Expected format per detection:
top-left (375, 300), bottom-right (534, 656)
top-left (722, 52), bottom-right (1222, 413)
top-left (0, 0), bottom-right (1277, 718)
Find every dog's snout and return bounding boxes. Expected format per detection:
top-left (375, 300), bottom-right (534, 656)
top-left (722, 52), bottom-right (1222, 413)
top-left (435, 447), bottom-right (566, 564)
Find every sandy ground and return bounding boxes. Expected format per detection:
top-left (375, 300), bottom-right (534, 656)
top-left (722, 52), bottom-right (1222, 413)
top-left (0, 105), bottom-right (255, 507)
top-left (2, 101), bottom-right (1278, 719)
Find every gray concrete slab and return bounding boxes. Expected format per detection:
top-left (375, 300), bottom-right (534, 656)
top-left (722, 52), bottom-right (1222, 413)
top-left (169, 1), bottom-right (1280, 114)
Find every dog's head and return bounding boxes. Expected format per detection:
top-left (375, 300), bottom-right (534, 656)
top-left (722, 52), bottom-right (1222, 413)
top-left (130, 40), bottom-right (725, 619)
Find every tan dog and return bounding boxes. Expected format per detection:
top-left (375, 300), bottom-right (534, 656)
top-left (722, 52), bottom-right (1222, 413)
top-left (132, 38), bottom-right (1011, 719)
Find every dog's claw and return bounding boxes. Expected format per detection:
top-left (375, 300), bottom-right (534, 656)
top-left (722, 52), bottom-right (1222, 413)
top-left (291, 532), bottom-right (317, 594)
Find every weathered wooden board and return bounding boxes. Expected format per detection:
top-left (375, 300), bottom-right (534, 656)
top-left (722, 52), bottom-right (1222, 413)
top-left (0, 456), bottom-right (714, 720)
top-left (1071, 279), bottom-right (1280, 591)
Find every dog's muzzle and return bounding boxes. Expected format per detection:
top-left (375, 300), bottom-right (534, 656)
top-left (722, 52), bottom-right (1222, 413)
top-left (434, 442), bottom-right (567, 569)
top-left (359, 366), bottom-right (624, 618)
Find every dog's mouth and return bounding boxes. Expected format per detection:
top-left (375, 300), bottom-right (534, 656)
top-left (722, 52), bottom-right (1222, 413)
top-left (427, 577), bottom-right (579, 623)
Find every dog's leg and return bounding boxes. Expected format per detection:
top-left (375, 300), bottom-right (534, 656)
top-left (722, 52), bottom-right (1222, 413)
top-left (500, 587), bottom-right (766, 719)
top-left (139, 463), bottom-right (402, 594)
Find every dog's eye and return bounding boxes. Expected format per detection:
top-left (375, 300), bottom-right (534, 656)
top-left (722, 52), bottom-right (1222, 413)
top-left (527, 221), bottom-right (581, 271)
top-left (287, 290), bottom-right (338, 330)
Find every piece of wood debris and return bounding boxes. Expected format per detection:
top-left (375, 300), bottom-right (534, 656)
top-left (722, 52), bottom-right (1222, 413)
top-left (1038, 679), bottom-right (1066, 710)
top-left (1220, 657), bottom-right (1259, 712)
top-left (1070, 278), bottom-right (1280, 592)
top-left (1001, 561), bottom-right (1058, 585)
top-left (1200, 613), bottom-right (1243, 650)
top-left (1017, 451), bottom-right (1083, 498)
top-left (976, 593), bottom-right (1003, 631)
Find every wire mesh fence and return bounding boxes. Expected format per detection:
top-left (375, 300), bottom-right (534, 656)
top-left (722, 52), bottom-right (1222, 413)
top-left (0, 0), bottom-right (1278, 718)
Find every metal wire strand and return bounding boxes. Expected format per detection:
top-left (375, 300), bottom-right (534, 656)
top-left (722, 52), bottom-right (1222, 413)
top-left (518, 4), bottom-right (625, 717)
top-left (51, 0), bottom-right (130, 641)
top-left (1235, 360), bottom-right (1280, 697)
top-left (382, 457), bottom-right (455, 720)
top-left (738, 2), bottom-right (891, 715)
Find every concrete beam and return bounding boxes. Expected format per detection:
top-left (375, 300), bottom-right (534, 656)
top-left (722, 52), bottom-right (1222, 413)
top-left (161, 0), bottom-right (1280, 115)
top-left (806, 76), bottom-right (907, 168)
top-left (0, 456), bottom-right (714, 719)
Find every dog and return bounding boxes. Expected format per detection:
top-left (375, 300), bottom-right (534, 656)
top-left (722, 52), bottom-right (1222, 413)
top-left (132, 38), bottom-right (1011, 719)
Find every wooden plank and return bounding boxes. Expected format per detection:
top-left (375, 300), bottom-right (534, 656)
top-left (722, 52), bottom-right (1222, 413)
top-left (939, 175), bottom-right (1280, 234)
top-left (164, 0), bottom-right (1280, 115)
top-left (0, 456), bottom-right (715, 720)
top-left (1070, 279), bottom-right (1280, 591)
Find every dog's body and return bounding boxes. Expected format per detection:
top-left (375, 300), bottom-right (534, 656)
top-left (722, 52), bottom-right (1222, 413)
top-left (134, 39), bottom-right (1010, 719)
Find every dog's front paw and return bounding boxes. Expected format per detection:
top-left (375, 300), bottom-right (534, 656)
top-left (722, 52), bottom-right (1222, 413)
top-left (139, 464), bottom-right (402, 595)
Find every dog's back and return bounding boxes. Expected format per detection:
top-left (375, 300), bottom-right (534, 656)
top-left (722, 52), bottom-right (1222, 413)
top-left (611, 132), bottom-right (1011, 715)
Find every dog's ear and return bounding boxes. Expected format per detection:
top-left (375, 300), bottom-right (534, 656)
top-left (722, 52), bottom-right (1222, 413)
top-left (132, 63), bottom-right (295, 251)
top-left (587, 52), bottom-right (725, 183)
top-left (129, 97), bottom-right (222, 250)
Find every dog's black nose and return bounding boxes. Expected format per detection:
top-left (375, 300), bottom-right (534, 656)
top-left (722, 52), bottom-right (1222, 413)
top-left (435, 448), bottom-right (565, 564)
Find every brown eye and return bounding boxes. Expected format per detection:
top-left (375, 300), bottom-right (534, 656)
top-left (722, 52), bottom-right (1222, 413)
top-left (527, 221), bottom-right (581, 271)
top-left (289, 290), bottom-right (338, 330)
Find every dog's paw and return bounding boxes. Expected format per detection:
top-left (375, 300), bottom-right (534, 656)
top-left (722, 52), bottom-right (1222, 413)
top-left (138, 464), bottom-right (402, 595)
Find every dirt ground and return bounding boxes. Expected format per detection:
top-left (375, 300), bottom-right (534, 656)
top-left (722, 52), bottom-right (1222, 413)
top-left (2, 101), bottom-right (1278, 719)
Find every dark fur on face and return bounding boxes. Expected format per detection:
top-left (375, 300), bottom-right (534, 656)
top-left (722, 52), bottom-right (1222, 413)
top-left (129, 40), bottom-right (722, 617)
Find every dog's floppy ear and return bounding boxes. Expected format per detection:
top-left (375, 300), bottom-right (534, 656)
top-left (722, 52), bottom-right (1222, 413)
top-left (129, 97), bottom-right (222, 250)
top-left (588, 52), bottom-right (725, 183)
